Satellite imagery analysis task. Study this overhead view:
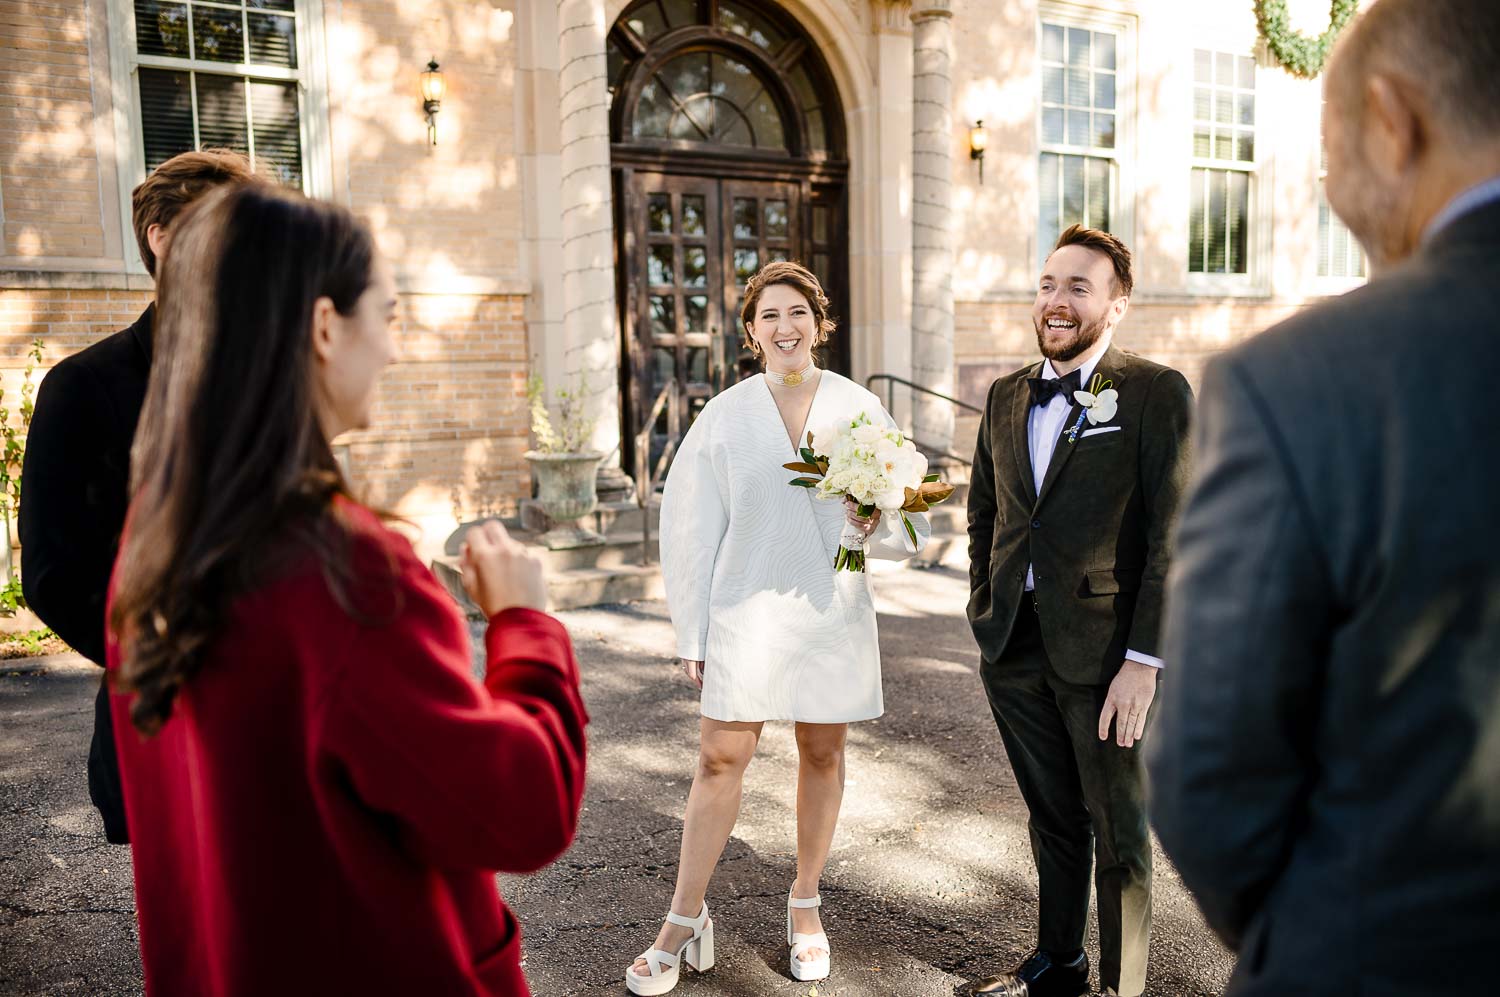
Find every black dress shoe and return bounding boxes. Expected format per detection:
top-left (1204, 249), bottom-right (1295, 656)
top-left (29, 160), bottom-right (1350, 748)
top-left (968, 949), bottom-right (1090, 997)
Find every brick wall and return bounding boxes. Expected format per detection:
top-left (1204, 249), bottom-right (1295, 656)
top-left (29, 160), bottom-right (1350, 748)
top-left (0, 287), bottom-right (532, 558)
top-left (0, 0), bottom-right (108, 259)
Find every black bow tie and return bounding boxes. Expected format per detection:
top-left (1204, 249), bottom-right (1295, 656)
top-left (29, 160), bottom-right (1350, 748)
top-left (1027, 368), bottom-right (1083, 407)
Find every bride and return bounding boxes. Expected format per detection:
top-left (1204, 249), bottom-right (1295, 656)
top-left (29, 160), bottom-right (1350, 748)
top-left (625, 261), bottom-right (931, 994)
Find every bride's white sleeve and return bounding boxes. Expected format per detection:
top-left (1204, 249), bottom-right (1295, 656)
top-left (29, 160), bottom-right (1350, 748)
top-left (867, 402), bottom-right (932, 562)
top-left (659, 407), bottom-right (729, 660)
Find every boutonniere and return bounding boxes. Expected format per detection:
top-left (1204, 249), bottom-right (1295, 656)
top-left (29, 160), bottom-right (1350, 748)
top-left (1066, 372), bottom-right (1119, 443)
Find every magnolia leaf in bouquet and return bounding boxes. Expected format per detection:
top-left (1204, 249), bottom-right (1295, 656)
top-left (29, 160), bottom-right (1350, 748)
top-left (923, 473), bottom-right (941, 483)
top-left (917, 482), bottom-right (956, 505)
top-left (788, 476), bottom-right (821, 488)
top-left (799, 446), bottom-right (819, 465)
top-left (783, 461), bottom-right (823, 474)
top-left (901, 512), bottom-right (920, 548)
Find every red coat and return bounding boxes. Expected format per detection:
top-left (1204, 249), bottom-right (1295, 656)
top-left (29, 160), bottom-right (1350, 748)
top-left (108, 504), bottom-right (588, 995)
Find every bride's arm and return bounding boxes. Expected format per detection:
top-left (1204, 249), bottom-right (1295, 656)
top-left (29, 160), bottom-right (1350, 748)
top-left (658, 407), bottom-right (728, 659)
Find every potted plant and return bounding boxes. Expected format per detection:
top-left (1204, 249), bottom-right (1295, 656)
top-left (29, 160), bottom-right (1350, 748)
top-left (525, 373), bottom-right (605, 549)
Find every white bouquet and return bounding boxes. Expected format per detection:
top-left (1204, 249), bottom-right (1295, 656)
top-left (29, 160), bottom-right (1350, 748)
top-left (784, 412), bottom-right (955, 572)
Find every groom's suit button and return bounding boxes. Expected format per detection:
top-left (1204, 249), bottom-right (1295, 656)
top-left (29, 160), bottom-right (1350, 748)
top-left (1031, 519), bottom-right (1042, 529)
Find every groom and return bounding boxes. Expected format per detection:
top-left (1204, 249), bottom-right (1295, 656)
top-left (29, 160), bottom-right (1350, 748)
top-left (965, 225), bottom-right (1193, 997)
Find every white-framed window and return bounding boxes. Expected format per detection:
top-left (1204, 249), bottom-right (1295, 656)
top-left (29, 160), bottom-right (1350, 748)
top-left (1317, 98), bottom-right (1367, 281)
top-left (1037, 8), bottom-right (1134, 263)
top-left (108, 0), bottom-right (330, 269)
top-left (1188, 49), bottom-right (1257, 277)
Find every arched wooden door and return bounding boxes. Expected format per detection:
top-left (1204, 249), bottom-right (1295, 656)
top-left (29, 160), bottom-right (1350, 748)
top-left (606, 0), bottom-right (849, 480)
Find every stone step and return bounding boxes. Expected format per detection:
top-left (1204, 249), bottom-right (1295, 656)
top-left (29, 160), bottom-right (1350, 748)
top-left (431, 555), bottom-right (666, 615)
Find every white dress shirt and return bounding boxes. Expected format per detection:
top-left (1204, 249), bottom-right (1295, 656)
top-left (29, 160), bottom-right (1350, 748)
top-left (1025, 345), bottom-right (1163, 669)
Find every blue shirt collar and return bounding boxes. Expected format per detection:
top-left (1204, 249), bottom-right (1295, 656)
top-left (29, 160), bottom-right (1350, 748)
top-left (1422, 174), bottom-right (1500, 244)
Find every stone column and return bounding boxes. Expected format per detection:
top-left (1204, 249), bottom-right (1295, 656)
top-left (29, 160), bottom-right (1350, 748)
top-left (909, 0), bottom-right (955, 454)
top-left (557, 0), bottom-right (628, 493)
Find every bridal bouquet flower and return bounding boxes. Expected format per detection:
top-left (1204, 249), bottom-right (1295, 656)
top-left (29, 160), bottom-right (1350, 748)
top-left (784, 412), bottom-right (955, 572)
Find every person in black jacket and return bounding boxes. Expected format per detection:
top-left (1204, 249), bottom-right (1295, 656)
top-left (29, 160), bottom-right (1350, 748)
top-left (20, 149), bottom-right (254, 843)
top-left (1148, 1), bottom-right (1500, 992)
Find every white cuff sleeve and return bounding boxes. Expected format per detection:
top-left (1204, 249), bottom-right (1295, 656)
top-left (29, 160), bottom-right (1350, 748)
top-left (1125, 649), bottom-right (1164, 669)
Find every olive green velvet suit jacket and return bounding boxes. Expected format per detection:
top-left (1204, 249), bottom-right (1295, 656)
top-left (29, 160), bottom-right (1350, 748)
top-left (966, 345), bottom-right (1195, 685)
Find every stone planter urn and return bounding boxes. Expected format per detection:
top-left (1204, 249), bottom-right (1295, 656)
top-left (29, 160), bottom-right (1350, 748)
top-left (525, 450), bottom-right (606, 549)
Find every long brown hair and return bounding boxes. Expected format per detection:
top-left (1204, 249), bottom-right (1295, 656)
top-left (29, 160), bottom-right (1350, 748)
top-left (111, 184), bottom-right (377, 735)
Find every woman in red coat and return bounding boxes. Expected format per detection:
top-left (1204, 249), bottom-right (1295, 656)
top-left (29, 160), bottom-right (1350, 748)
top-left (105, 183), bottom-right (588, 995)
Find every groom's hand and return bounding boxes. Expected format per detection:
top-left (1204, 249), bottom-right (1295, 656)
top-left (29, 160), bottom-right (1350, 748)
top-left (1099, 661), bottom-right (1159, 748)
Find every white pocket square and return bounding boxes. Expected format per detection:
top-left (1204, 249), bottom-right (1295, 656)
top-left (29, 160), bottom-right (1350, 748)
top-left (1081, 426), bottom-right (1122, 438)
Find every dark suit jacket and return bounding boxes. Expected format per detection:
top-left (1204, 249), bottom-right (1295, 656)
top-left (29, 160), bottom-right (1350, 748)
top-left (20, 304), bottom-right (152, 844)
top-left (966, 345), bottom-right (1194, 684)
top-left (1149, 199), bottom-right (1500, 995)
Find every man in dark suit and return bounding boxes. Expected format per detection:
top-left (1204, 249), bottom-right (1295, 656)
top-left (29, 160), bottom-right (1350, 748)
top-left (20, 149), bottom-right (253, 844)
top-left (1148, 0), bottom-right (1500, 992)
top-left (966, 225), bottom-right (1194, 997)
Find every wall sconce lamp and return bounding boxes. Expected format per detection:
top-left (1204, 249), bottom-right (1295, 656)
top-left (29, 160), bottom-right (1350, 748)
top-left (420, 58), bottom-right (446, 146)
top-left (969, 119), bottom-right (988, 185)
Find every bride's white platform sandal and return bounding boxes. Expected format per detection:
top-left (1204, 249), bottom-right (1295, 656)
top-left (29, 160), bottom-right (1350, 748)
top-left (787, 891), bottom-right (831, 982)
top-left (625, 902), bottom-right (714, 996)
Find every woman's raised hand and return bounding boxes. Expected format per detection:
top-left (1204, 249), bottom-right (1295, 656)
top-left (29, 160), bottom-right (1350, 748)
top-left (842, 496), bottom-right (881, 536)
top-left (460, 519), bottom-right (548, 617)
top-left (682, 659), bottom-right (705, 689)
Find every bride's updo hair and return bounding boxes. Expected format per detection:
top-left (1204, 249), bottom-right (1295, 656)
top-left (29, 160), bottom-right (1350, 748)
top-left (740, 260), bottom-right (837, 362)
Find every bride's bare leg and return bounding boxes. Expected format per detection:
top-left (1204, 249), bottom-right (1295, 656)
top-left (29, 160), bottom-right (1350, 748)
top-left (629, 718), bottom-right (763, 976)
top-left (790, 721), bottom-right (848, 961)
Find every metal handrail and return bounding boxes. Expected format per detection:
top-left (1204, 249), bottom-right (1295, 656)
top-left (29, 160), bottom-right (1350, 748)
top-left (635, 379), bottom-right (680, 565)
top-left (865, 373), bottom-right (980, 466)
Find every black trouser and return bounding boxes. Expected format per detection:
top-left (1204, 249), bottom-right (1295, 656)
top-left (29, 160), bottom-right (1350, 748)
top-left (980, 601), bottom-right (1151, 996)
top-left (88, 673), bottom-right (129, 844)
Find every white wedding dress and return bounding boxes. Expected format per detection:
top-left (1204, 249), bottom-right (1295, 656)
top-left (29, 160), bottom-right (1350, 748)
top-left (659, 370), bottom-right (931, 723)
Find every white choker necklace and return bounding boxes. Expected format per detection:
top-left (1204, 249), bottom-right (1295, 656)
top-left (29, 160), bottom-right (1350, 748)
top-left (766, 363), bottom-right (816, 387)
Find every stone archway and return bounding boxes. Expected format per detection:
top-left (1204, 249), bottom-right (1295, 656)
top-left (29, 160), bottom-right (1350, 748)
top-left (605, 0), bottom-right (850, 475)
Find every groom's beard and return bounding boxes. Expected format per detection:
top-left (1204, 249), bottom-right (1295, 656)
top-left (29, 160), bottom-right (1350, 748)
top-left (1034, 311), bottom-right (1107, 364)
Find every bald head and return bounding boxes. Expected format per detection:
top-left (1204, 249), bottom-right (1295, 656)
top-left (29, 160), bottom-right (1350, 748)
top-left (1327, 0), bottom-right (1500, 144)
top-left (1322, 0), bottom-right (1500, 268)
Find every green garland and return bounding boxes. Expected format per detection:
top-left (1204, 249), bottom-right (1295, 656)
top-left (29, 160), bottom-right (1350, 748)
top-left (1254, 0), bottom-right (1360, 79)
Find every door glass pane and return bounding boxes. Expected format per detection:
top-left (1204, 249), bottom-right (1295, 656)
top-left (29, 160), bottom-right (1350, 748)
top-left (806, 110), bottom-right (826, 153)
top-left (653, 346), bottom-right (677, 384)
top-left (733, 198), bottom-right (758, 239)
top-left (648, 194), bottom-right (672, 233)
top-left (192, 5), bottom-right (245, 63)
top-left (718, 1), bottom-right (786, 52)
top-left (687, 347), bottom-right (709, 383)
top-left (135, 1), bottom-right (190, 58)
top-left (247, 12), bottom-right (297, 67)
top-left (685, 294), bottom-right (708, 332)
top-left (766, 247), bottom-right (790, 264)
top-left (812, 205), bottom-right (830, 243)
top-left (670, 99), bottom-right (714, 141)
top-left (744, 91), bottom-right (784, 149)
top-left (663, 52), bottom-right (710, 100)
top-left (681, 195), bottom-right (706, 235)
top-left (734, 247), bottom-right (759, 283)
top-left (649, 295), bottom-right (676, 337)
top-left (648, 246), bottom-right (675, 285)
top-left (812, 253), bottom-right (830, 283)
top-left (660, 0), bottom-right (695, 29)
top-left (624, 1), bottom-right (668, 41)
top-left (634, 80), bottom-right (673, 137)
top-left (764, 200), bottom-right (789, 238)
top-left (717, 110), bottom-right (754, 147)
top-left (683, 247), bottom-right (707, 286)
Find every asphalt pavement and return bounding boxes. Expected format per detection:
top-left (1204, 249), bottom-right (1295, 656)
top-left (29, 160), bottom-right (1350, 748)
top-left (0, 565), bottom-right (1233, 995)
